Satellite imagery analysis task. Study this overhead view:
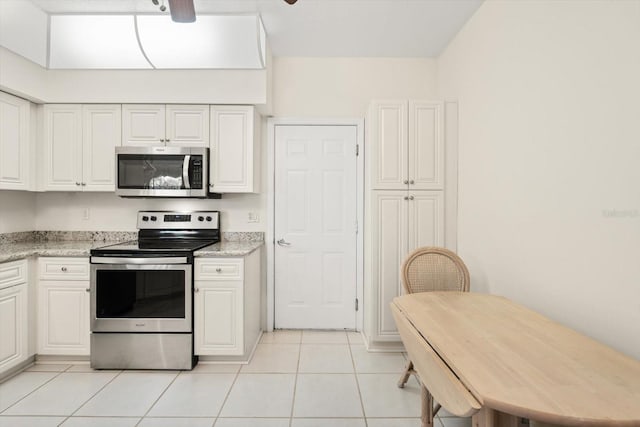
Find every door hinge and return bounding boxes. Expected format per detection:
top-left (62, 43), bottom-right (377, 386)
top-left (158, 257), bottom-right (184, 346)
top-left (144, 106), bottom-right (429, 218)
top-left (356, 144), bottom-right (359, 156)
top-left (355, 298), bottom-right (359, 311)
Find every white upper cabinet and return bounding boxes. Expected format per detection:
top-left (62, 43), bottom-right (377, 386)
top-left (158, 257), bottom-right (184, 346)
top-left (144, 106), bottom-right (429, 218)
top-left (0, 92), bottom-right (31, 190)
top-left (408, 101), bottom-right (444, 190)
top-left (209, 105), bottom-right (260, 193)
top-left (369, 100), bottom-right (444, 190)
top-left (42, 105), bottom-right (83, 191)
top-left (166, 105), bottom-right (210, 147)
top-left (82, 105), bottom-right (121, 191)
top-left (122, 104), bottom-right (209, 147)
top-left (42, 104), bottom-right (121, 191)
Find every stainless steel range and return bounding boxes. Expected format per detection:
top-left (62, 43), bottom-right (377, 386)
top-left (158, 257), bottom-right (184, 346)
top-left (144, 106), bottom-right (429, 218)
top-left (89, 210), bottom-right (220, 370)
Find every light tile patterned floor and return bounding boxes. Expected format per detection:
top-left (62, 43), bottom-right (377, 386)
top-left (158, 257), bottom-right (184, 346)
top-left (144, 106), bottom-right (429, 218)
top-left (0, 331), bottom-right (471, 427)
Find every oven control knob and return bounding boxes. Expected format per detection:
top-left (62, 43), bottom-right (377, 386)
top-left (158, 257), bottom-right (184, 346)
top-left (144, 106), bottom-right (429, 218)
top-left (198, 216), bottom-right (204, 221)
top-left (142, 216), bottom-right (149, 222)
top-left (206, 216), bottom-right (212, 222)
top-left (150, 216), bottom-right (157, 221)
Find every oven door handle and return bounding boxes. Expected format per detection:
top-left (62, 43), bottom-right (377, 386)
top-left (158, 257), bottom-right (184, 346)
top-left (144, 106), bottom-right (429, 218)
top-left (91, 256), bottom-right (189, 265)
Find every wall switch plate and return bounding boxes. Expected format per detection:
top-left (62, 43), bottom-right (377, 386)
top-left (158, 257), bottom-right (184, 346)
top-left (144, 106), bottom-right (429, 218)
top-left (83, 208), bottom-right (90, 220)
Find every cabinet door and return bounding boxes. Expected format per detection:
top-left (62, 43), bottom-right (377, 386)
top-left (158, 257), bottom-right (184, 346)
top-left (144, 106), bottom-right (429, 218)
top-left (166, 105), bottom-right (209, 147)
top-left (407, 191), bottom-right (445, 251)
top-left (43, 105), bottom-right (83, 191)
top-left (122, 104), bottom-right (165, 146)
top-left (0, 284), bottom-right (27, 373)
top-left (370, 191), bottom-right (408, 341)
top-left (369, 100), bottom-right (408, 190)
top-left (194, 281), bottom-right (243, 356)
top-left (38, 281), bottom-right (90, 355)
top-left (0, 92), bottom-right (30, 190)
top-left (82, 105), bottom-right (121, 191)
top-left (408, 101), bottom-right (444, 190)
top-left (209, 106), bottom-right (257, 193)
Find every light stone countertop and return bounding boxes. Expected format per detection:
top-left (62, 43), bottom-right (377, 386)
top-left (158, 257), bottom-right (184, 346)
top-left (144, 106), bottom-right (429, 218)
top-left (194, 241), bottom-right (264, 257)
top-left (0, 240), bottom-right (263, 264)
top-left (0, 241), bottom-right (125, 264)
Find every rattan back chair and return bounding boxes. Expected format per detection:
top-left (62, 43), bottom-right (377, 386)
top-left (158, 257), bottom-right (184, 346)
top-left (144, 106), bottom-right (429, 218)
top-left (397, 247), bottom-right (470, 391)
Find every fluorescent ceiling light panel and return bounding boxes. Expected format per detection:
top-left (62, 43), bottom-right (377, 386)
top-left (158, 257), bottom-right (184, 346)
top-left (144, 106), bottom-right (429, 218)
top-left (49, 15), bottom-right (152, 69)
top-left (136, 15), bottom-right (265, 69)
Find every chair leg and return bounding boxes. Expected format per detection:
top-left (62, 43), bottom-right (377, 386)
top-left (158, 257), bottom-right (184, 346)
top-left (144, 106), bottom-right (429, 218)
top-left (397, 360), bottom-right (414, 388)
top-left (421, 383), bottom-right (435, 427)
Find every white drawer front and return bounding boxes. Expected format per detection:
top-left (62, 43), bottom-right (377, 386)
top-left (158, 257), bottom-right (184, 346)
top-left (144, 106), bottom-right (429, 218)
top-left (195, 258), bottom-right (243, 281)
top-left (39, 257), bottom-right (90, 281)
top-left (0, 259), bottom-right (27, 290)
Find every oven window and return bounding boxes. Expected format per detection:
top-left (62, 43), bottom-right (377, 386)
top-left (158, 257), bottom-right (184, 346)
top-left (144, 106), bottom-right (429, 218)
top-left (96, 270), bottom-right (186, 318)
top-left (118, 155), bottom-right (186, 189)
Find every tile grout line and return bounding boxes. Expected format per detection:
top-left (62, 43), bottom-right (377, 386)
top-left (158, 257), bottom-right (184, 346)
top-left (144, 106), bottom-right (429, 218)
top-left (347, 336), bottom-right (369, 427)
top-left (57, 368), bottom-right (124, 426)
top-left (132, 370), bottom-right (182, 427)
top-left (0, 367), bottom-right (68, 416)
top-left (210, 361), bottom-right (243, 427)
top-left (288, 337), bottom-right (302, 427)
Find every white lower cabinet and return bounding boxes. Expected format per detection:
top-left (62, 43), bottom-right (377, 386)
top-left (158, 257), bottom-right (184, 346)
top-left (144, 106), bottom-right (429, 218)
top-left (367, 190), bottom-right (444, 343)
top-left (37, 257), bottom-right (90, 356)
top-left (194, 249), bottom-right (261, 358)
top-left (0, 260), bottom-right (28, 373)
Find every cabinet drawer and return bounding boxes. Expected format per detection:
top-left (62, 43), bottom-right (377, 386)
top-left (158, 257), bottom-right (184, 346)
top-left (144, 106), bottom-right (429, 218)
top-left (195, 258), bottom-right (243, 280)
top-left (0, 259), bottom-right (27, 290)
top-left (39, 257), bottom-right (90, 281)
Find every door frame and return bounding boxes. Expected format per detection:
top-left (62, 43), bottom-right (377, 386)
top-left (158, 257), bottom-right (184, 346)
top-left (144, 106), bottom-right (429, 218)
top-left (266, 118), bottom-right (365, 332)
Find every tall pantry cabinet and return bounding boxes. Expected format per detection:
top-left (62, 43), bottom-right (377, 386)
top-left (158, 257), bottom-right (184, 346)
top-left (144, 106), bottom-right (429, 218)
top-left (365, 100), bottom-right (447, 347)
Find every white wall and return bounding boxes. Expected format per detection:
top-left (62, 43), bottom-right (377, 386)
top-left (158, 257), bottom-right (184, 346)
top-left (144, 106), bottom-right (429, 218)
top-left (272, 57), bottom-right (437, 116)
top-left (0, 47), bottom-right (269, 106)
top-left (34, 192), bottom-right (265, 232)
top-left (437, 0), bottom-right (640, 359)
top-left (0, 191), bottom-right (36, 233)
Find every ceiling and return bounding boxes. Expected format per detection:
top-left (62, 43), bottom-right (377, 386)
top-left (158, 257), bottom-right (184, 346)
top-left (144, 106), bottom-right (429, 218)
top-left (27, 0), bottom-right (483, 57)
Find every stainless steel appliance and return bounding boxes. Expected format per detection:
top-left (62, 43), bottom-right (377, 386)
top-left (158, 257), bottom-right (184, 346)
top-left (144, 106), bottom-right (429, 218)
top-left (89, 210), bottom-right (220, 370)
top-left (115, 146), bottom-right (209, 198)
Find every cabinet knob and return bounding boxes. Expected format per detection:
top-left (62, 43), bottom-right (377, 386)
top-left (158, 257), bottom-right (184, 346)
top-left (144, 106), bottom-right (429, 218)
top-left (409, 195), bottom-right (415, 200)
top-left (85, 288), bottom-right (90, 293)
top-left (82, 182), bottom-right (86, 186)
top-left (409, 180), bottom-right (415, 185)
top-left (403, 180), bottom-right (409, 185)
top-left (160, 139), bottom-right (165, 143)
top-left (215, 267), bottom-right (222, 273)
top-left (194, 288), bottom-right (199, 293)
top-left (166, 139), bottom-right (170, 142)
top-left (61, 267), bottom-right (67, 272)
top-left (75, 182), bottom-right (81, 186)
top-left (404, 196), bottom-right (409, 201)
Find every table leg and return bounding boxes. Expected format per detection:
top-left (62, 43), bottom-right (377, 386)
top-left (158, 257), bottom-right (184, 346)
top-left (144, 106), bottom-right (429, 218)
top-left (421, 384), bottom-right (434, 427)
top-left (472, 408), bottom-right (521, 427)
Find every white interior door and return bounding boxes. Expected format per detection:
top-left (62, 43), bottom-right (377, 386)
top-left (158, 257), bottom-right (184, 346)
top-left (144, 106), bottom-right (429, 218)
top-left (275, 125), bottom-right (358, 329)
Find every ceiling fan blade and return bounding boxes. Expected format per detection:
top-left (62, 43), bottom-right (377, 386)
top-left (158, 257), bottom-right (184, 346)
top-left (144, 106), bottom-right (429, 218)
top-left (284, 0), bottom-right (298, 4)
top-left (168, 0), bottom-right (196, 23)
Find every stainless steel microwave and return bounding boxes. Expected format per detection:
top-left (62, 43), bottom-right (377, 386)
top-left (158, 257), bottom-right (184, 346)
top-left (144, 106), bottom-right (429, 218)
top-left (115, 146), bottom-right (209, 198)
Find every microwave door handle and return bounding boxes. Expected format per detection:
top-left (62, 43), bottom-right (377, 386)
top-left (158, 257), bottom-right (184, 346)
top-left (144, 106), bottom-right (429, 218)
top-left (183, 155), bottom-right (191, 189)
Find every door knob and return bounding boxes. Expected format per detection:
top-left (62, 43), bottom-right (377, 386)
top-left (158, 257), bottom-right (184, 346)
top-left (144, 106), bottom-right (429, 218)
top-left (277, 238), bottom-right (291, 247)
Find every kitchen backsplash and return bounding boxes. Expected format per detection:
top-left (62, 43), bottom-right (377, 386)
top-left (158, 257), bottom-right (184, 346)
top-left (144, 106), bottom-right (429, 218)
top-left (0, 231), bottom-right (264, 243)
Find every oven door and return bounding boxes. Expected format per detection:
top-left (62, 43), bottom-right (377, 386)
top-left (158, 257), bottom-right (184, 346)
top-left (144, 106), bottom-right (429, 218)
top-left (90, 256), bottom-right (192, 333)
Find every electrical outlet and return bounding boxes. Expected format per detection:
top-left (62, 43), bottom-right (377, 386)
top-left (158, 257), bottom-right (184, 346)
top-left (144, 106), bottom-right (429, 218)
top-left (247, 212), bottom-right (260, 223)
